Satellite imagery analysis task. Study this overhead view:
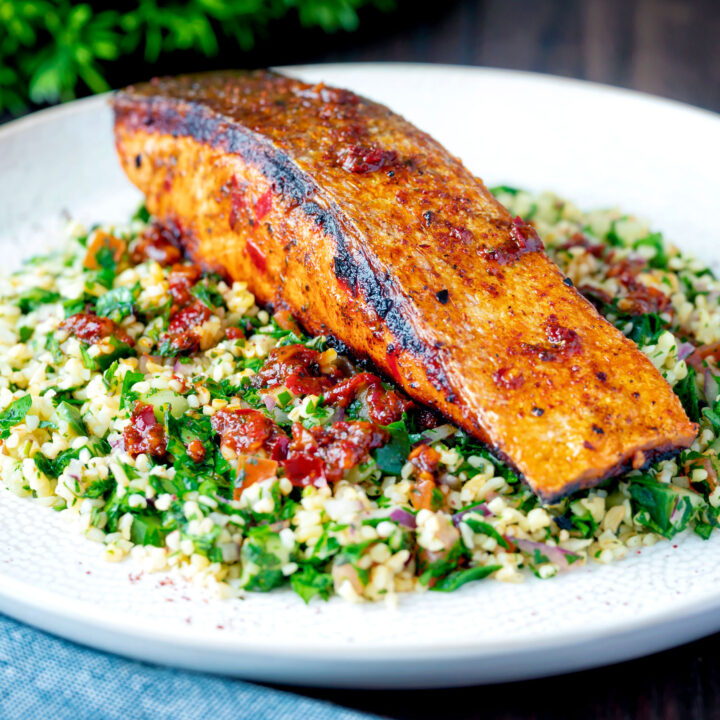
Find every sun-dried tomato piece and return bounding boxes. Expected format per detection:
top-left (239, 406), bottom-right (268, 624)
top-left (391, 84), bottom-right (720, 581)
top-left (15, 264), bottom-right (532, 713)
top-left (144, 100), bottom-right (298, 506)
top-left (123, 402), bottom-right (167, 458)
top-left (235, 456), bottom-right (280, 498)
top-left (605, 257), bottom-right (672, 315)
top-left (408, 444), bottom-right (441, 511)
top-left (168, 264), bottom-right (202, 308)
top-left (618, 287), bottom-right (672, 315)
top-left (558, 233), bottom-right (605, 258)
top-left (211, 407), bottom-right (288, 459)
top-left (161, 302), bottom-right (212, 353)
top-left (282, 420), bottom-right (387, 485)
top-left (323, 372), bottom-right (413, 425)
top-left (60, 312), bottom-right (134, 347)
top-left (253, 344), bottom-right (344, 395)
top-left (186, 439), bottom-right (206, 463)
top-left (131, 225), bottom-right (183, 266)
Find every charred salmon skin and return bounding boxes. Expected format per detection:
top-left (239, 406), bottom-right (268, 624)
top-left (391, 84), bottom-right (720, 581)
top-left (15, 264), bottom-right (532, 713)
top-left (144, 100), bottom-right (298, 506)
top-left (112, 70), bottom-right (697, 502)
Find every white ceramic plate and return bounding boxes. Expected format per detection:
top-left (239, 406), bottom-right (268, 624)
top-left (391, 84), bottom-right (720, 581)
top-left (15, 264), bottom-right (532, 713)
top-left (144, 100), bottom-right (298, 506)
top-left (1, 63), bottom-right (719, 689)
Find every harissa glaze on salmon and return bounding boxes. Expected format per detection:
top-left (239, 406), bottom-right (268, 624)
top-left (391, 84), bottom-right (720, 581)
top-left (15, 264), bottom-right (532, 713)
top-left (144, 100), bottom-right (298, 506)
top-left (111, 70), bottom-right (697, 502)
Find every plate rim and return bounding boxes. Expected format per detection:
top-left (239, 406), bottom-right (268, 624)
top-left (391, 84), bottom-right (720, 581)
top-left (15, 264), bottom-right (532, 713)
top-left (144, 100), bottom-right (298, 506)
top-left (1, 62), bottom-right (719, 145)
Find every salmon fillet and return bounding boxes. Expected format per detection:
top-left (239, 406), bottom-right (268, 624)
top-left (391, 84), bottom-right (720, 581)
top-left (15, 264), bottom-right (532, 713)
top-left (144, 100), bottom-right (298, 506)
top-left (112, 70), bottom-right (697, 502)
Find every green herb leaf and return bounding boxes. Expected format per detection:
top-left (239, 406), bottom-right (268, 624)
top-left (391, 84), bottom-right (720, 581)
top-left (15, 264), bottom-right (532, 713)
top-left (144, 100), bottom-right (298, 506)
top-left (19, 326), bottom-right (33, 342)
top-left (94, 244), bottom-right (117, 289)
top-left (120, 370), bottom-right (144, 410)
top-left (373, 419), bottom-right (411, 474)
top-left (633, 232), bottom-right (668, 269)
top-left (239, 526), bottom-right (289, 592)
top-left (463, 517), bottom-right (510, 549)
top-left (432, 564), bottom-right (501, 592)
top-left (191, 279), bottom-right (225, 309)
top-left (130, 514), bottom-right (166, 547)
top-left (16, 288), bottom-right (60, 314)
top-left (96, 286), bottom-right (135, 322)
top-left (133, 204), bottom-right (151, 223)
top-left (0, 395), bottom-right (32, 438)
top-left (57, 401), bottom-right (87, 436)
top-left (33, 437), bottom-right (108, 479)
top-left (629, 476), bottom-right (706, 539)
top-left (290, 565), bottom-right (334, 603)
top-left (675, 366), bottom-right (701, 423)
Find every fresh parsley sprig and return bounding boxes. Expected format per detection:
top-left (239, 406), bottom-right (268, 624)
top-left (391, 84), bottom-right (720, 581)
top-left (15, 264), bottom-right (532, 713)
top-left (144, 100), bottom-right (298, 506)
top-left (0, 0), bottom-right (396, 116)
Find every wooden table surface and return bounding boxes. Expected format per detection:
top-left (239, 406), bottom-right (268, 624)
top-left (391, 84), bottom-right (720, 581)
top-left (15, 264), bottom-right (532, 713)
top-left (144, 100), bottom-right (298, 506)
top-left (272, 1), bottom-right (720, 718)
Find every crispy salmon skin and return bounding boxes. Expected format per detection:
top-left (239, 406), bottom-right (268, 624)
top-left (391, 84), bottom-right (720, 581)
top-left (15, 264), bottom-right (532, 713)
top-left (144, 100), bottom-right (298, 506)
top-left (112, 70), bottom-right (697, 502)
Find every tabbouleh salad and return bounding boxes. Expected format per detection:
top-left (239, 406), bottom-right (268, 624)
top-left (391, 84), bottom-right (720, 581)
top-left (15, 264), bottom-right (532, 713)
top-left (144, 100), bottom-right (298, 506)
top-left (1, 188), bottom-right (719, 605)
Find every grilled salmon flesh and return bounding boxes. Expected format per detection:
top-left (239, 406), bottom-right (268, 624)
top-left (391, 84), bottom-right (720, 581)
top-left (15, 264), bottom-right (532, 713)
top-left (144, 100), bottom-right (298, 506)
top-left (112, 70), bottom-right (697, 501)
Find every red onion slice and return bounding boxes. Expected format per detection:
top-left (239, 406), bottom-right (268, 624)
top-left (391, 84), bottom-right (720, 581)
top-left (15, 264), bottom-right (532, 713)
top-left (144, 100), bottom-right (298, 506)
top-left (389, 508), bottom-right (417, 528)
top-left (515, 538), bottom-right (580, 570)
top-left (452, 502), bottom-right (490, 527)
top-left (172, 359), bottom-right (194, 376)
top-left (677, 342), bottom-right (695, 361)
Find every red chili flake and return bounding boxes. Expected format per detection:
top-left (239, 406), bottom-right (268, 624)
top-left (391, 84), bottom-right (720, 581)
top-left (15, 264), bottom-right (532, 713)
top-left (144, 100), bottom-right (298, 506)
top-left (60, 312), bottom-right (134, 347)
top-left (338, 144), bottom-right (398, 174)
top-left (245, 237), bottom-right (267, 273)
top-left (318, 86), bottom-right (358, 105)
top-left (131, 225), bottom-right (183, 266)
top-left (282, 421), bottom-right (388, 485)
top-left (225, 326), bottom-right (244, 340)
top-left (123, 402), bottom-right (167, 459)
top-left (492, 367), bottom-right (525, 389)
top-left (483, 217), bottom-right (544, 265)
top-left (253, 344), bottom-right (343, 396)
top-left (519, 314), bottom-right (582, 361)
top-left (168, 264), bottom-right (202, 308)
top-left (544, 314), bottom-right (582, 354)
top-left (324, 372), bottom-right (413, 425)
top-left (161, 302), bottom-right (212, 353)
top-left (211, 408), bottom-right (288, 459)
top-left (254, 188), bottom-right (272, 221)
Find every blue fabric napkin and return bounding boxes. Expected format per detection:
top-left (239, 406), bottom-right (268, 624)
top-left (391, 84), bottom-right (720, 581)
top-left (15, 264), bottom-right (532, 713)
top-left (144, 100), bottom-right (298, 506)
top-left (0, 613), bottom-right (379, 720)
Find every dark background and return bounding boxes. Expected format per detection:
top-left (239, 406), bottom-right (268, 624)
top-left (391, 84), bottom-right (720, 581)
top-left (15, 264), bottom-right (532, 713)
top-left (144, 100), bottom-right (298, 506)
top-left (110, 0), bottom-right (720, 114)
top-left (266, 0), bottom-right (719, 718)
